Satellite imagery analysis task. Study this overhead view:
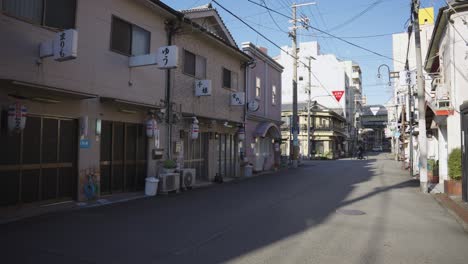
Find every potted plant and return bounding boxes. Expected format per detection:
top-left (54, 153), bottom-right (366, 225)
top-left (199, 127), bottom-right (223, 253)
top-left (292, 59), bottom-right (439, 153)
top-left (427, 159), bottom-right (439, 183)
top-left (445, 148), bottom-right (462, 196)
top-left (162, 159), bottom-right (177, 173)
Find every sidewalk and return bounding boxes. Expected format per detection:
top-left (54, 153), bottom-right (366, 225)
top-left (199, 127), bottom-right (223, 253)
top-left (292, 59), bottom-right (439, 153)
top-left (434, 193), bottom-right (468, 232)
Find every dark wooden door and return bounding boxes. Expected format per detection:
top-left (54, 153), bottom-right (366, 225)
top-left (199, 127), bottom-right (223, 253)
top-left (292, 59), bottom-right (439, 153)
top-left (100, 121), bottom-right (146, 194)
top-left (0, 116), bottom-right (77, 206)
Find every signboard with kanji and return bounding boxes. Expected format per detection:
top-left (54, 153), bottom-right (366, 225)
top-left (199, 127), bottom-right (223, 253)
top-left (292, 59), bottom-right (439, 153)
top-left (157, 45), bottom-right (178, 69)
top-left (53, 29), bottom-right (78, 61)
top-left (332, 90), bottom-right (345, 102)
top-left (230, 92), bottom-right (245, 106)
top-left (399, 70), bottom-right (416, 86)
top-left (195, 80), bottom-right (212, 96)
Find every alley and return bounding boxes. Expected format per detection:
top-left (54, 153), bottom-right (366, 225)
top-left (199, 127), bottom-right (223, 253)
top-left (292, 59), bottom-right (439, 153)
top-left (1, 153), bottom-right (467, 264)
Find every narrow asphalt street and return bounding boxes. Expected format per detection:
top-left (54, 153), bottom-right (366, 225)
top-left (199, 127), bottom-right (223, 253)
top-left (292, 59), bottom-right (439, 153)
top-left (1, 153), bottom-right (467, 264)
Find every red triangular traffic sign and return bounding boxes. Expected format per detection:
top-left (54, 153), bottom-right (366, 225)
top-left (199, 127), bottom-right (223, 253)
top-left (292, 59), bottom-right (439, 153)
top-left (332, 90), bottom-right (345, 102)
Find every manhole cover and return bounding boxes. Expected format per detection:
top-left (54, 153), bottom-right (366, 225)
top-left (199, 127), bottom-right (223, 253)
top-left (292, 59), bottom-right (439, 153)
top-left (336, 209), bottom-right (366, 215)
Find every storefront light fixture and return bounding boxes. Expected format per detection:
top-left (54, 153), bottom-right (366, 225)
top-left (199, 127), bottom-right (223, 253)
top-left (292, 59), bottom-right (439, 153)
top-left (119, 108), bottom-right (138, 114)
top-left (31, 97), bottom-right (61, 104)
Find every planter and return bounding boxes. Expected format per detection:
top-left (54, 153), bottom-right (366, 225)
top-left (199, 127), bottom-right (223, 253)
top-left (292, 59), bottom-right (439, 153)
top-left (162, 168), bottom-right (176, 174)
top-left (444, 180), bottom-right (462, 196)
top-left (427, 171), bottom-right (439, 184)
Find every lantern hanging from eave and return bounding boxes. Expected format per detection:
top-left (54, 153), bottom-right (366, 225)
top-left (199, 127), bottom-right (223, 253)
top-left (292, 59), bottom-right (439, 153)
top-left (8, 102), bottom-right (27, 132)
top-left (237, 125), bottom-right (245, 141)
top-left (191, 117), bottom-right (199, 140)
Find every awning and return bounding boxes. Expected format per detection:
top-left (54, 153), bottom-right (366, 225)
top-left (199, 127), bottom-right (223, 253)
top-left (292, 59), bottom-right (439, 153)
top-left (0, 79), bottom-right (98, 100)
top-left (254, 122), bottom-right (281, 138)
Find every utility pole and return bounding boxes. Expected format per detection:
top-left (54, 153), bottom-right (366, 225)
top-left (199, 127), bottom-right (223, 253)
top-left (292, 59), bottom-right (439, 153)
top-left (307, 57), bottom-right (312, 159)
top-left (290, 2), bottom-right (315, 168)
top-left (405, 61), bottom-right (414, 178)
top-left (412, 0), bottom-right (428, 192)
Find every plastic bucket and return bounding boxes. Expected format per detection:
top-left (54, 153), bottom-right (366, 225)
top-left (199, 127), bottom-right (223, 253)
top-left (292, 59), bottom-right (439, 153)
top-left (145, 177), bottom-right (159, 196)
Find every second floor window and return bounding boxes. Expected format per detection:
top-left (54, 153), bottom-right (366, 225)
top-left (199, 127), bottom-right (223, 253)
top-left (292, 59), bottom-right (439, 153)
top-left (272, 85), bottom-right (277, 105)
top-left (223, 68), bottom-right (238, 89)
top-left (256, 77), bottom-right (261, 98)
top-left (183, 50), bottom-right (206, 79)
top-left (2, 0), bottom-right (76, 29)
top-left (111, 16), bottom-right (150, 56)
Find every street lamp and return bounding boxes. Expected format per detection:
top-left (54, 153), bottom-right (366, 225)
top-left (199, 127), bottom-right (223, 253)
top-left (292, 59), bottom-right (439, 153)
top-left (377, 64), bottom-right (392, 86)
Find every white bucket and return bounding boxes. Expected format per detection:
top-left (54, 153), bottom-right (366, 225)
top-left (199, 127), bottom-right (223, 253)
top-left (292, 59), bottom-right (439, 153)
top-left (145, 177), bottom-right (159, 196)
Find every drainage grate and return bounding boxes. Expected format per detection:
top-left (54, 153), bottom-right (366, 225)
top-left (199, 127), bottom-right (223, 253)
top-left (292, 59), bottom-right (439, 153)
top-left (336, 209), bottom-right (366, 215)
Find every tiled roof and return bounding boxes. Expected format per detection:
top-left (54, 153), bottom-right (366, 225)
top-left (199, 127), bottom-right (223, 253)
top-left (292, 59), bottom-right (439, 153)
top-left (179, 3), bottom-right (236, 47)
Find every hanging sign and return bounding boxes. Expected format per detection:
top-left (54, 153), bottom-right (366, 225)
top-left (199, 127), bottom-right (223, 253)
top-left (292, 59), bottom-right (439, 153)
top-left (230, 92), bottom-right (245, 106)
top-left (195, 80), bottom-right (212, 96)
top-left (157, 45), bottom-right (178, 69)
top-left (247, 100), bottom-right (259, 112)
top-left (370, 107), bottom-right (380, 116)
top-left (332, 90), bottom-right (345, 102)
top-left (399, 70), bottom-right (416, 86)
top-left (7, 102), bottom-right (27, 132)
top-left (53, 29), bottom-right (78, 61)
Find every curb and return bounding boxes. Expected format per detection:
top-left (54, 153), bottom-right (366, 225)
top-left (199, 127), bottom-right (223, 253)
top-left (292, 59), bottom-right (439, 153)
top-left (433, 193), bottom-right (468, 233)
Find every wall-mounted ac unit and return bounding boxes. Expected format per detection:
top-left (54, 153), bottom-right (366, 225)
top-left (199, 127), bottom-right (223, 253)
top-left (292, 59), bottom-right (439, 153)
top-left (180, 169), bottom-right (196, 189)
top-left (159, 173), bottom-right (180, 193)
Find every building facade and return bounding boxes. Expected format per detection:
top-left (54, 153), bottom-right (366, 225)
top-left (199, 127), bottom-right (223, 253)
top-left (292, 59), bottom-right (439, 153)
top-left (0, 0), bottom-right (251, 206)
top-left (241, 43), bottom-right (283, 172)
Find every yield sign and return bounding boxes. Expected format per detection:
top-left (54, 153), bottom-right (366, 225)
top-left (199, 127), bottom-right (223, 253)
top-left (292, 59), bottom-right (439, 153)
top-left (332, 90), bottom-right (345, 102)
top-left (370, 107), bottom-right (380, 116)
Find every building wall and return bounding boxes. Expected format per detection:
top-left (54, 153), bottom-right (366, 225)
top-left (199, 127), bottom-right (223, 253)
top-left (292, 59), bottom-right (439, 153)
top-left (172, 33), bottom-right (246, 123)
top-left (0, 0), bottom-right (168, 104)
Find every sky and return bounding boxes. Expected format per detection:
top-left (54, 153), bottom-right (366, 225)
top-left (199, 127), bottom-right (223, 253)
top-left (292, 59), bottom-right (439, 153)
top-left (161, 0), bottom-right (446, 105)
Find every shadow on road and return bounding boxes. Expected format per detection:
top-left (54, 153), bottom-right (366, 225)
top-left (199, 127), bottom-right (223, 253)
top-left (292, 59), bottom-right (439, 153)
top-left (0, 154), bottom-right (420, 264)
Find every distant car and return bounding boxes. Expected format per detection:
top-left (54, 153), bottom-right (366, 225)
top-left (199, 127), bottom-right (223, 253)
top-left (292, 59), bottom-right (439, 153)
top-left (372, 146), bottom-right (383, 152)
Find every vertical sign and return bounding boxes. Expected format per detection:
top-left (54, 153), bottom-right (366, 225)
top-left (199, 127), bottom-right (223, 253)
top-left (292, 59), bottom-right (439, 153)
top-left (157, 45), bottom-right (178, 69)
top-left (53, 29), bottom-right (78, 61)
top-left (332, 90), bottom-right (345, 102)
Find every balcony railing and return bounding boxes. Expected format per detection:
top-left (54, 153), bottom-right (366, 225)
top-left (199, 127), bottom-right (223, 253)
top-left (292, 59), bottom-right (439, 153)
top-left (428, 77), bottom-right (453, 115)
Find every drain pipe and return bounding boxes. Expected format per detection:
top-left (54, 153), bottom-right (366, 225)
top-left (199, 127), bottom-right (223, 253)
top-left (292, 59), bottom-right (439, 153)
top-left (165, 20), bottom-right (176, 160)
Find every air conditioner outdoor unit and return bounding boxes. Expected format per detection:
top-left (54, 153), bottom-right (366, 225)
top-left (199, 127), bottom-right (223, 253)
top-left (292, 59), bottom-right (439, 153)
top-left (180, 169), bottom-right (196, 189)
top-left (158, 173), bottom-right (180, 194)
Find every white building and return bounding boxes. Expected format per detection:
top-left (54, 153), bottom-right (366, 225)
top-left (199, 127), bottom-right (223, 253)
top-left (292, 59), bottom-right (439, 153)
top-left (391, 7), bottom-right (435, 173)
top-left (425, 1), bottom-right (468, 192)
top-left (275, 41), bottom-right (360, 154)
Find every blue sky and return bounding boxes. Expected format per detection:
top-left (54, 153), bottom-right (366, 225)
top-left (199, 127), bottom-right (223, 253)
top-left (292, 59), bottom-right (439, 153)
top-left (162, 0), bottom-right (445, 105)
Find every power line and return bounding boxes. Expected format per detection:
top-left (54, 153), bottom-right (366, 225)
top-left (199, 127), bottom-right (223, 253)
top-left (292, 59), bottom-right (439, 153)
top-left (210, 0), bottom-right (342, 108)
top-left (328, 0), bottom-right (384, 32)
top-left (247, 0), bottom-right (405, 64)
top-left (261, 0), bottom-right (288, 33)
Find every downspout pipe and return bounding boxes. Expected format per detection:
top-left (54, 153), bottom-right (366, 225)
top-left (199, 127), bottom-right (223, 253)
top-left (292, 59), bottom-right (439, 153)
top-left (165, 20), bottom-right (176, 160)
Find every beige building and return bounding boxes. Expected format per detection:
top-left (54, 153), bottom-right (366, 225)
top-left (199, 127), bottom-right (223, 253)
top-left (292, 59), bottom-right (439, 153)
top-left (281, 103), bottom-right (347, 160)
top-left (0, 0), bottom-right (250, 206)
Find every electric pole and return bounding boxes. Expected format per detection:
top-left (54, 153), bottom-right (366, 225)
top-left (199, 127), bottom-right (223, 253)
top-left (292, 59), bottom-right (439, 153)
top-left (290, 2), bottom-right (315, 168)
top-left (412, 0), bottom-right (428, 192)
top-left (405, 61), bottom-right (414, 178)
top-left (307, 57), bottom-right (312, 159)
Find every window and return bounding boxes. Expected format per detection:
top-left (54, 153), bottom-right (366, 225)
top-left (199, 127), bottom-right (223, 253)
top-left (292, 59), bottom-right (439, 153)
top-left (183, 50), bottom-right (206, 79)
top-left (2, 0), bottom-right (76, 29)
top-left (223, 68), bottom-right (238, 89)
top-left (299, 76), bottom-right (303, 81)
top-left (256, 77), bottom-right (261, 98)
top-left (272, 85), bottom-right (277, 105)
top-left (110, 16), bottom-right (150, 56)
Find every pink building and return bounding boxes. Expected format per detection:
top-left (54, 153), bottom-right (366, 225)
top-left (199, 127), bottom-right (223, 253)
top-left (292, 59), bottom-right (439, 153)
top-left (242, 43), bottom-right (283, 172)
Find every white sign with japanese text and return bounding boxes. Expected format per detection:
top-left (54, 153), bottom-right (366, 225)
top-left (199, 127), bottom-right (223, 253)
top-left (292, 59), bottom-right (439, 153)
top-left (399, 70), bottom-right (416, 86)
top-left (157, 45), bottom-right (178, 69)
top-left (230, 92), bottom-right (245, 106)
top-left (195, 80), bottom-right (212, 96)
top-left (53, 29), bottom-right (78, 61)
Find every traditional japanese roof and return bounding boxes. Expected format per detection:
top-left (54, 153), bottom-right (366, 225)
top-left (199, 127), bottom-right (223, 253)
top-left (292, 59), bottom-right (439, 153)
top-left (180, 3), bottom-right (237, 47)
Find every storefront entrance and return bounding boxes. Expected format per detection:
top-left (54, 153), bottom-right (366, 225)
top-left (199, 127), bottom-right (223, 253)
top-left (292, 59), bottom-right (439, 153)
top-left (217, 134), bottom-right (237, 178)
top-left (0, 115), bottom-right (78, 206)
top-left (100, 121), bottom-right (147, 194)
